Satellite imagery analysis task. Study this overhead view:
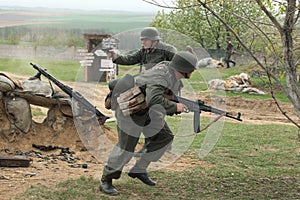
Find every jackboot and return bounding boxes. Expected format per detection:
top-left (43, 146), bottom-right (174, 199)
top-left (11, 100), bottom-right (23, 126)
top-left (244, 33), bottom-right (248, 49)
top-left (128, 159), bottom-right (156, 186)
top-left (128, 171), bottom-right (156, 186)
top-left (99, 178), bottom-right (119, 195)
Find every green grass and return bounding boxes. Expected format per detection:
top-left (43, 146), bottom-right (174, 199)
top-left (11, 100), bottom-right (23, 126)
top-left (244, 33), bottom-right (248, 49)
top-left (32, 110), bottom-right (46, 117)
top-left (14, 122), bottom-right (299, 199)
top-left (0, 58), bottom-right (83, 81)
top-left (2, 58), bottom-right (299, 199)
top-left (1, 9), bottom-right (154, 33)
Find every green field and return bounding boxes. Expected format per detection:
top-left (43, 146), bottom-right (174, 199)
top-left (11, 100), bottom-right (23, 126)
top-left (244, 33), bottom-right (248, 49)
top-left (1, 58), bottom-right (299, 199)
top-left (0, 8), bottom-right (155, 33)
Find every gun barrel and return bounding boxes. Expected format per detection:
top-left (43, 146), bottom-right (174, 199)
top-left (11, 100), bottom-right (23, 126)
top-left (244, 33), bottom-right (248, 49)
top-left (225, 112), bottom-right (243, 121)
top-left (175, 95), bottom-right (242, 122)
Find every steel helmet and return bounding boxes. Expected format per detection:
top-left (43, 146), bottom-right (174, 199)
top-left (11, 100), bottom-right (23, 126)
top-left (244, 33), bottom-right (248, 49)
top-left (140, 27), bottom-right (160, 41)
top-left (169, 51), bottom-right (197, 73)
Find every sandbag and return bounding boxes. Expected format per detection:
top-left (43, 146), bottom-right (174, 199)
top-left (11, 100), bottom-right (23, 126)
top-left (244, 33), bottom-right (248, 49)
top-left (0, 75), bottom-right (15, 92)
top-left (19, 79), bottom-right (53, 97)
top-left (4, 97), bottom-right (32, 133)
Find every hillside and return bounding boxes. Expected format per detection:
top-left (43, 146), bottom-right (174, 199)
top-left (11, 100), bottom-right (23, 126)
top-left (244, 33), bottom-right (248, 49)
top-left (0, 7), bottom-right (155, 32)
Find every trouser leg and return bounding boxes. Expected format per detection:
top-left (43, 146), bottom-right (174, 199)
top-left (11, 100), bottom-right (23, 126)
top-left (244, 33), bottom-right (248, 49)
top-left (130, 159), bottom-right (151, 173)
top-left (140, 122), bottom-right (174, 163)
top-left (102, 126), bottom-right (140, 180)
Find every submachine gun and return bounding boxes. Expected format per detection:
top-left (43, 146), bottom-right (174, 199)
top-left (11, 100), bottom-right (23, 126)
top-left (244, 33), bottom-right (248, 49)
top-left (174, 95), bottom-right (242, 133)
top-left (30, 63), bottom-right (109, 125)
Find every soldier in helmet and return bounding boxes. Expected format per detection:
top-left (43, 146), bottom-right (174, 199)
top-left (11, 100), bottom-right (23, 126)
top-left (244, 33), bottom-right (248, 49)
top-left (107, 27), bottom-right (177, 72)
top-left (107, 27), bottom-right (178, 156)
top-left (99, 51), bottom-right (198, 195)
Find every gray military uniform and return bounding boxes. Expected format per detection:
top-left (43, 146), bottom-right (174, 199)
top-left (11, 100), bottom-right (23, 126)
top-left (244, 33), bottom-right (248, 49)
top-left (102, 63), bottom-right (180, 179)
top-left (113, 42), bottom-right (177, 70)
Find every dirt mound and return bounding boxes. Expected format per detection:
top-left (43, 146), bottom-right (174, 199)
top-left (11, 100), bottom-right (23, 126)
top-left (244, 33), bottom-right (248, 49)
top-left (227, 96), bottom-right (298, 125)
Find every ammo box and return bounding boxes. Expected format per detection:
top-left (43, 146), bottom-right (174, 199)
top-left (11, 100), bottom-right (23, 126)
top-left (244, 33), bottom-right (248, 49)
top-left (0, 155), bottom-right (32, 167)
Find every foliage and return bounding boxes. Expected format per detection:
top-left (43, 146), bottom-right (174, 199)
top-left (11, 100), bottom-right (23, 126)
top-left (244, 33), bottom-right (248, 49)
top-left (149, 0), bottom-right (300, 123)
top-left (150, 0), bottom-right (267, 51)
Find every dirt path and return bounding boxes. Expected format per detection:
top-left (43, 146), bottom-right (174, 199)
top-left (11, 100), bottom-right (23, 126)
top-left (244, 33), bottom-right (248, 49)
top-left (0, 73), bottom-right (299, 200)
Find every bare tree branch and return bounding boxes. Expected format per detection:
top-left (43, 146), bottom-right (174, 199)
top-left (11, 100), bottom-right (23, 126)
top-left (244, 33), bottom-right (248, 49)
top-left (254, 0), bottom-right (283, 31)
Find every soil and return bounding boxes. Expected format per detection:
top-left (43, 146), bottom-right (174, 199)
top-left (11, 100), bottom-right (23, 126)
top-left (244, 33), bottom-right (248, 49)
top-left (0, 72), bottom-right (299, 200)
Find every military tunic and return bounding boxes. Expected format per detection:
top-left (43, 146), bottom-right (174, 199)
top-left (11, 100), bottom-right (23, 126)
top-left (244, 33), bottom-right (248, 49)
top-left (102, 63), bottom-right (181, 179)
top-left (113, 42), bottom-right (177, 70)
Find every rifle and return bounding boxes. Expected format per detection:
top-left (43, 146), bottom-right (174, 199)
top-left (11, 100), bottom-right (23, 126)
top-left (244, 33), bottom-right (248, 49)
top-left (174, 95), bottom-right (242, 133)
top-left (30, 63), bottom-right (109, 125)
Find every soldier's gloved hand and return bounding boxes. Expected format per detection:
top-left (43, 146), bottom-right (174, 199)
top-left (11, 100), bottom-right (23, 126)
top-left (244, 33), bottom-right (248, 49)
top-left (106, 49), bottom-right (118, 60)
top-left (176, 103), bottom-right (188, 113)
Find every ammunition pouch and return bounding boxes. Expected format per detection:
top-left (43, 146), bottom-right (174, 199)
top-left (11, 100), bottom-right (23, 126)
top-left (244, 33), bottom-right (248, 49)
top-left (117, 86), bottom-right (147, 116)
top-left (104, 74), bottom-right (135, 110)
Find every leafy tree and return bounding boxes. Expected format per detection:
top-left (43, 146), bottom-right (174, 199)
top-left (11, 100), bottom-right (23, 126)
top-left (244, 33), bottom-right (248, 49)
top-left (150, 0), bottom-right (267, 51)
top-left (145, 0), bottom-right (300, 127)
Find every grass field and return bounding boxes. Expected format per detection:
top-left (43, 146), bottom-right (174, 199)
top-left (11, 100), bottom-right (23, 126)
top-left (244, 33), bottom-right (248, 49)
top-left (1, 58), bottom-right (299, 199)
top-left (15, 122), bottom-right (299, 199)
top-left (0, 8), bottom-right (155, 33)
top-left (0, 57), bottom-right (291, 101)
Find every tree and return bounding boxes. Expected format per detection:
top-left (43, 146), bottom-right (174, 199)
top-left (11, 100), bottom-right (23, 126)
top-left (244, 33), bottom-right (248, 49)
top-left (150, 0), bottom-right (267, 51)
top-left (144, 0), bottom-right (300, 127)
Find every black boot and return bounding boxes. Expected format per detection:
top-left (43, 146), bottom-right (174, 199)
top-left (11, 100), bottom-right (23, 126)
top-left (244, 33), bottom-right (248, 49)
top-left (99, 178), bottom-right (119, 195)
top-left (128, 171), bottom-right (156, 186)
top-left (129, 159), bottom-right (156, 186)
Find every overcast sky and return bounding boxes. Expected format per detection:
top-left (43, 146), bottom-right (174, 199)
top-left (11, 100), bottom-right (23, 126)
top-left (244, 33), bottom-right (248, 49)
top-left (0, 0), bottom-right (172, 13)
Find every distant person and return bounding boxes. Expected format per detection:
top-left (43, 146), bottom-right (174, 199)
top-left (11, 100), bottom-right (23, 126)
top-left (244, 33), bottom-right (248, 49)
top-left (224, 36), bottom-right (236, 68)
top-left (107, 27), bottom-right (177, 72)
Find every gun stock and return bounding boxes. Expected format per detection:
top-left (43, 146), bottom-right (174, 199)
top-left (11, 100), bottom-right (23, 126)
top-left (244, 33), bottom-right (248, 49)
top-left (30, 63), bottom-right (109, 125)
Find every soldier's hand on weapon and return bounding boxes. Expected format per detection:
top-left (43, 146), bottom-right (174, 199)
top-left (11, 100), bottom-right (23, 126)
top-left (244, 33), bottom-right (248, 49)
top-left (176, 103), bottom-right (188, 113)
top-left (104, 48), bottom-right (118, 59)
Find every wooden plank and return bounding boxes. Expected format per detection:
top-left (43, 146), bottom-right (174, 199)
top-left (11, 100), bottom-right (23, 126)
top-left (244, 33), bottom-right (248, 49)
top-left (79, 60), bottom-right (94, 64)
top-left (99, 69), bottom-right (115, 72)
top-left (81, 63), bottom-right (93, 67)
top-left (7, 91), bottom-right (70, 108)
top-left (77, 49), bottom-right (88, 53)
top-left (0, 155), bottom-right (32, 167)
top-left (84, 56), bottom-right (95, 60)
